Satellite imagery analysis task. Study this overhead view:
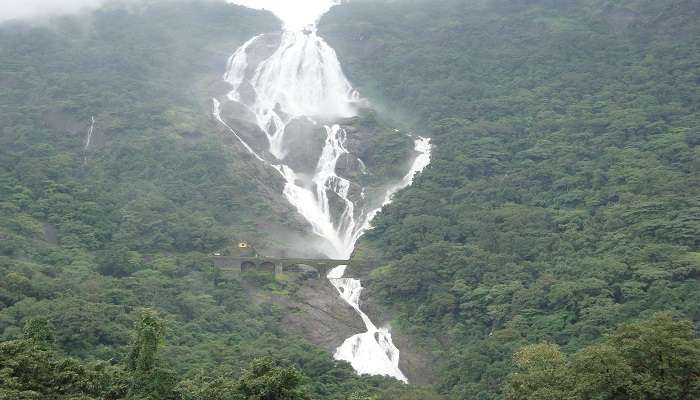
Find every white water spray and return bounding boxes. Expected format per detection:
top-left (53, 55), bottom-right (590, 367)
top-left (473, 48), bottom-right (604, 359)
top-left (218, 0), bottom-right (432, 382)
top-left (327, 265), bottom-right (407, 382)
top-left (327, 136), bottom-right (430, 382)
top-left (219, 26), bottom-right (368, 258)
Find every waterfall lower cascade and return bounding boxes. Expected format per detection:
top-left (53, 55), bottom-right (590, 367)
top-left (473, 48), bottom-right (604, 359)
top-left (218, 1), bottom-right (432, 382)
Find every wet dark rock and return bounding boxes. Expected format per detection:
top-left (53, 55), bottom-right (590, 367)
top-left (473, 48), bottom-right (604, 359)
top-left (280, 118), bottom-right (325, 173)
top-left (335, 153), bottom-right (365, 181)
top-left (245, 33), bottom-right (281, 74)
top-left (209, 79), bottom-right (233, 98)
top-left (361, 281), bottom-right (437, 385)
top-left (237, 81), bottom-right (257, 105)
top-left (286, 264), bottom-right (321, 279)
top-left (220, 100), bottom-right (270, 152)
top-left (245, 278), bottom-right (365, 353)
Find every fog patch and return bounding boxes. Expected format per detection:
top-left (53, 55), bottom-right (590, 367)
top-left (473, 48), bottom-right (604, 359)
top-left (0, 0), bottom-right (111, 23)
top-left (0, 0), bottom-right (228, 24)
top-left (226, 0), bottom-right (341, 30)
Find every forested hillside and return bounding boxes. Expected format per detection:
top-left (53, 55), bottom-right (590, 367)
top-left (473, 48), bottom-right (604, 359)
top-left (1, 0), bottom-right (699, 398)
top-left (0, 1), bottom-right (282, 257)
top-left (322, 0), bottom-right (699, 398)
top-left (0, 1), bottom-right (431, 399)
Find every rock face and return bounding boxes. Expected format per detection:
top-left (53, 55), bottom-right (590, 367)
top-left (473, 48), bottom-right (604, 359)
top-left (250, 267), bottom-right (437, 384)
top-left (220, 100), bottom-right (271, 153)
top-left (361, 299), bottom-right (436, 384)
top-left (280, 118), bottom-right (326, 175)
top-left (267, 278), bottom-right (366, 352)
top-left (349, 265), bottom-right (437, 385)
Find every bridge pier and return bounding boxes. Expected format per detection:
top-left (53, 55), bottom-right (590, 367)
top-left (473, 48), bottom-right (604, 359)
top-left (275, 262), bottom-right (283, 276)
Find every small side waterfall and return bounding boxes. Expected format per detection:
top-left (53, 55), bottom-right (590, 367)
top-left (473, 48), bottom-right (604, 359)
top-left (217, 0), bottom-right (432, 382)
top-left (83, 116), bottom-right (95, 165)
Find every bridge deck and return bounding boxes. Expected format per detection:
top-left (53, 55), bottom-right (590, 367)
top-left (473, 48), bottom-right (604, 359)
top-left (212, 256), bottom-right (350, 266)
top-left (210, 256), bottom-right (372, 278)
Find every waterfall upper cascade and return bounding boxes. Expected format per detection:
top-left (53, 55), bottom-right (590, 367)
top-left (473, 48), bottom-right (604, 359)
top-left (217, 0), bottom-right (432, 383)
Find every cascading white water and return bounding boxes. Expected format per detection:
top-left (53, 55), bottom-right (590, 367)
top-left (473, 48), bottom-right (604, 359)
top-left (83, 116), bottom-right (95, 165)
top-left (218, 0), bottom-right (432, 382)
top-left (84, 116), bottom-right (95, 150)
top-left (219, 25), bottom-right (367, 258)
top-left (327, 265), bottom-right (407, 382)
top-left (225, 31), bottom-right (356, 159)
top-left (327, 136), bottom-right (430, 383)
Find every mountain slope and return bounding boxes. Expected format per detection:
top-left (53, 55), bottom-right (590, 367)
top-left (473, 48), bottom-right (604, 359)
top-left (0, 2), bottom-right (438, 398)
top-left (321, 0), bottom-right (699, 398)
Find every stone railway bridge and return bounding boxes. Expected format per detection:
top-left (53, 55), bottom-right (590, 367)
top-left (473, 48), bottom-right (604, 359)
top-left (211, 256), bottom-right (370, 279)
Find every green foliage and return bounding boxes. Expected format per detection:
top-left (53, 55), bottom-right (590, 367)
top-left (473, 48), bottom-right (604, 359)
top-left (506, 343), bottom-right (571, 400)
top-left (0, 2), bottom-right (419, 399)
top-left (321, 0), bottom-right (700, 398)
top-left (505, 314), bottom-right (700, 400)
top-left (235, 356), bottom-right (310, 400)
top-left (0, 0), bottom-right (280, 258)
top-left (0, 337), bottom-right (127, 400)
top-left (3, 0), bottom-right (696, 399)
top-left (348, 393), bottom-right (377, 400)
top-left (176, 356), bottom-right (314, 400)
top-left (127, 310), bottom-right (177, 400)
top-left (22, 318), bottom-right (55, 348)
top-left (2, 310), bottom-right (414, 400)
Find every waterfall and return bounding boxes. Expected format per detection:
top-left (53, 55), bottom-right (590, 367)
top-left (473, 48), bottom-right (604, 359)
top-left (83, 116), bottom-right (95, 165)
top-left (327, 265), bottom-right (408, 382)
top-left (218, 0), bottom-right (432, 382)
top-left (327, 136), bottom-right (430, 383)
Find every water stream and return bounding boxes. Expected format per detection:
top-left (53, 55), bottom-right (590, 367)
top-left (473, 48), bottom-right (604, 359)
top-left (83, 116), bottom-right (95, 165)
top-left (218, 0), bottom-right (431, 382)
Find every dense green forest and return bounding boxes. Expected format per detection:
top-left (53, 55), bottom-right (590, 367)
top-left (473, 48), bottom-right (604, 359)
top-left (1, 0), bottom-right (699, 398)
top-left (0, 0), bottom-right (279, 257)
top-left (0, 1), bottom-right (428, 399)
top-left (322, 0), bottom-right (699, 398)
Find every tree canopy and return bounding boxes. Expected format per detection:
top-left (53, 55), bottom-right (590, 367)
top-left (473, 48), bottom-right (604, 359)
top-left (321, 0), bottom-right (700, 398)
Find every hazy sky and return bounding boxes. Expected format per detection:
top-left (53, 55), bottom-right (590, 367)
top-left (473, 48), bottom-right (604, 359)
top-left (0, 0), bottom-right (108, 23)
top-left (227, 0), bottom-right (341, 30)
top-left (0, 0), bottom-right (342, 26)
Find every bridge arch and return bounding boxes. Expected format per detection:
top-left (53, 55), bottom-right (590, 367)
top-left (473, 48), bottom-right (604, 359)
top-left (211, 256), bottom-right (357, 279)
top-left (259, 261), bottom-right (276, 274)
top-left (241, 261), bottom-right (256, 272)
top-left (283, 264), bottom-right (320, 279)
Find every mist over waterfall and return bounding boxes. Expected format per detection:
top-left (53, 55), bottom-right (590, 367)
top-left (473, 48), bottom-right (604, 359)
top-left (216, 0), bottom-right (432, 382)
